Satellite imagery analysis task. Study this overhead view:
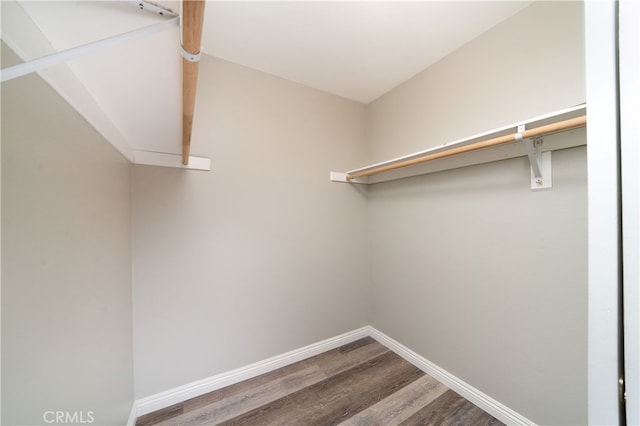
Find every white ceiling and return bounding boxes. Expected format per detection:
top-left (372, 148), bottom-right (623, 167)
top-left (203, 1), bottom-right (532, 103)
top-left (1, 0), bottom-right (533, 161)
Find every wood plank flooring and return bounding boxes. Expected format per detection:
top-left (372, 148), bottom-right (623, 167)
top-left (136, 337), bottom-right (503, 426)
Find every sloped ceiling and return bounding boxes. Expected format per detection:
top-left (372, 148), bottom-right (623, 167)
top-left (1, 0), bottom-right (533, 163)
top-left (204, 1), bottom-right (533, 104)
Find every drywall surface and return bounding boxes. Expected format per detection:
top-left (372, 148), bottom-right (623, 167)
top-left (366, 2), bottom-right (587, 425)
top-left (368, 1), bottom-right (585, 163)
top-left (132, 56), bottom-right (369, 398)
top-left (1, 45), bottom-right (133, 425)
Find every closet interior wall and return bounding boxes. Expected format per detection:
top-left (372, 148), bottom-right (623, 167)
top-left (366, 2), bottom-right (587, 425)
top-left (1, 1), bottom-right (589, 425)
top-left (132, 55), bottom-right (369, 398)
top-left (1, 43), bottom-right (134, 426)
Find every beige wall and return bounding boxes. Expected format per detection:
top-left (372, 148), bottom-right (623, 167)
top-left (1, 45), bottom-right (133, 425)
top-left (132, 56), bottom-right (369, 398)
top-left (1, 2), bottom-right (589, 423)
top-left (368, 1), bottom-right (585, 164)
top-left (366, 2), bottom-right (586, 424)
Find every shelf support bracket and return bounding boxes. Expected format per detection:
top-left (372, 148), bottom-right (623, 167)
top-left (517, 125), bottom-right (552, 191)
top-left (329, 172), bottom-right (368, 184)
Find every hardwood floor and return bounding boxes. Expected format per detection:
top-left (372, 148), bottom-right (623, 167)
top-left (136, 337), bottom-right (503, 426)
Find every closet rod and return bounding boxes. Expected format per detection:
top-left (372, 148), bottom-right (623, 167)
top-left (346, 115), bottom-right (587, 181)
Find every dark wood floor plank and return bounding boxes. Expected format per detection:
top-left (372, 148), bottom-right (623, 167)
top-left (183, 337), bottom-right (385, 412)
top-left (314, 339), bottom-right (390, 377)
top-left (140, 337), bottom-right (503, 426)
top-left (218, 351), bottom-right (424, 426)
top-left (337, 336), bottom-right (376, 353)
top-left (157, 365), bottom-right (326, 426)
top-left (399, 390), bottom-right (468, 426)
top-left (399, 390), bottom-right (504, 426)
top-left (136, 403), bottom-right (183, 426)
top-left (340, 374), bottom-right (449, 426)
top-left (436, 400), bottom-right (503, 426)
top-left (182, 356), bottom-right (320, 412)
top-left (157, 338), bottom-right (389, 426)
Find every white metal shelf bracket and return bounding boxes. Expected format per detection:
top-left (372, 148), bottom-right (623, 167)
top-left (518, 124), bottom-right (552, 191)
top-left (329, 171), bottom-right (368, 184)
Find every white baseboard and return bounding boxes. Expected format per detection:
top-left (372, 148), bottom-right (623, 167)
top-left (135, 326), bottom-right (370, 416)
top-left (134, 325), bottom-right (534, 426)
top-left (126, 403), bottom-right (136, 426)
top-left (367, 326), bottom-right (536, 426)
